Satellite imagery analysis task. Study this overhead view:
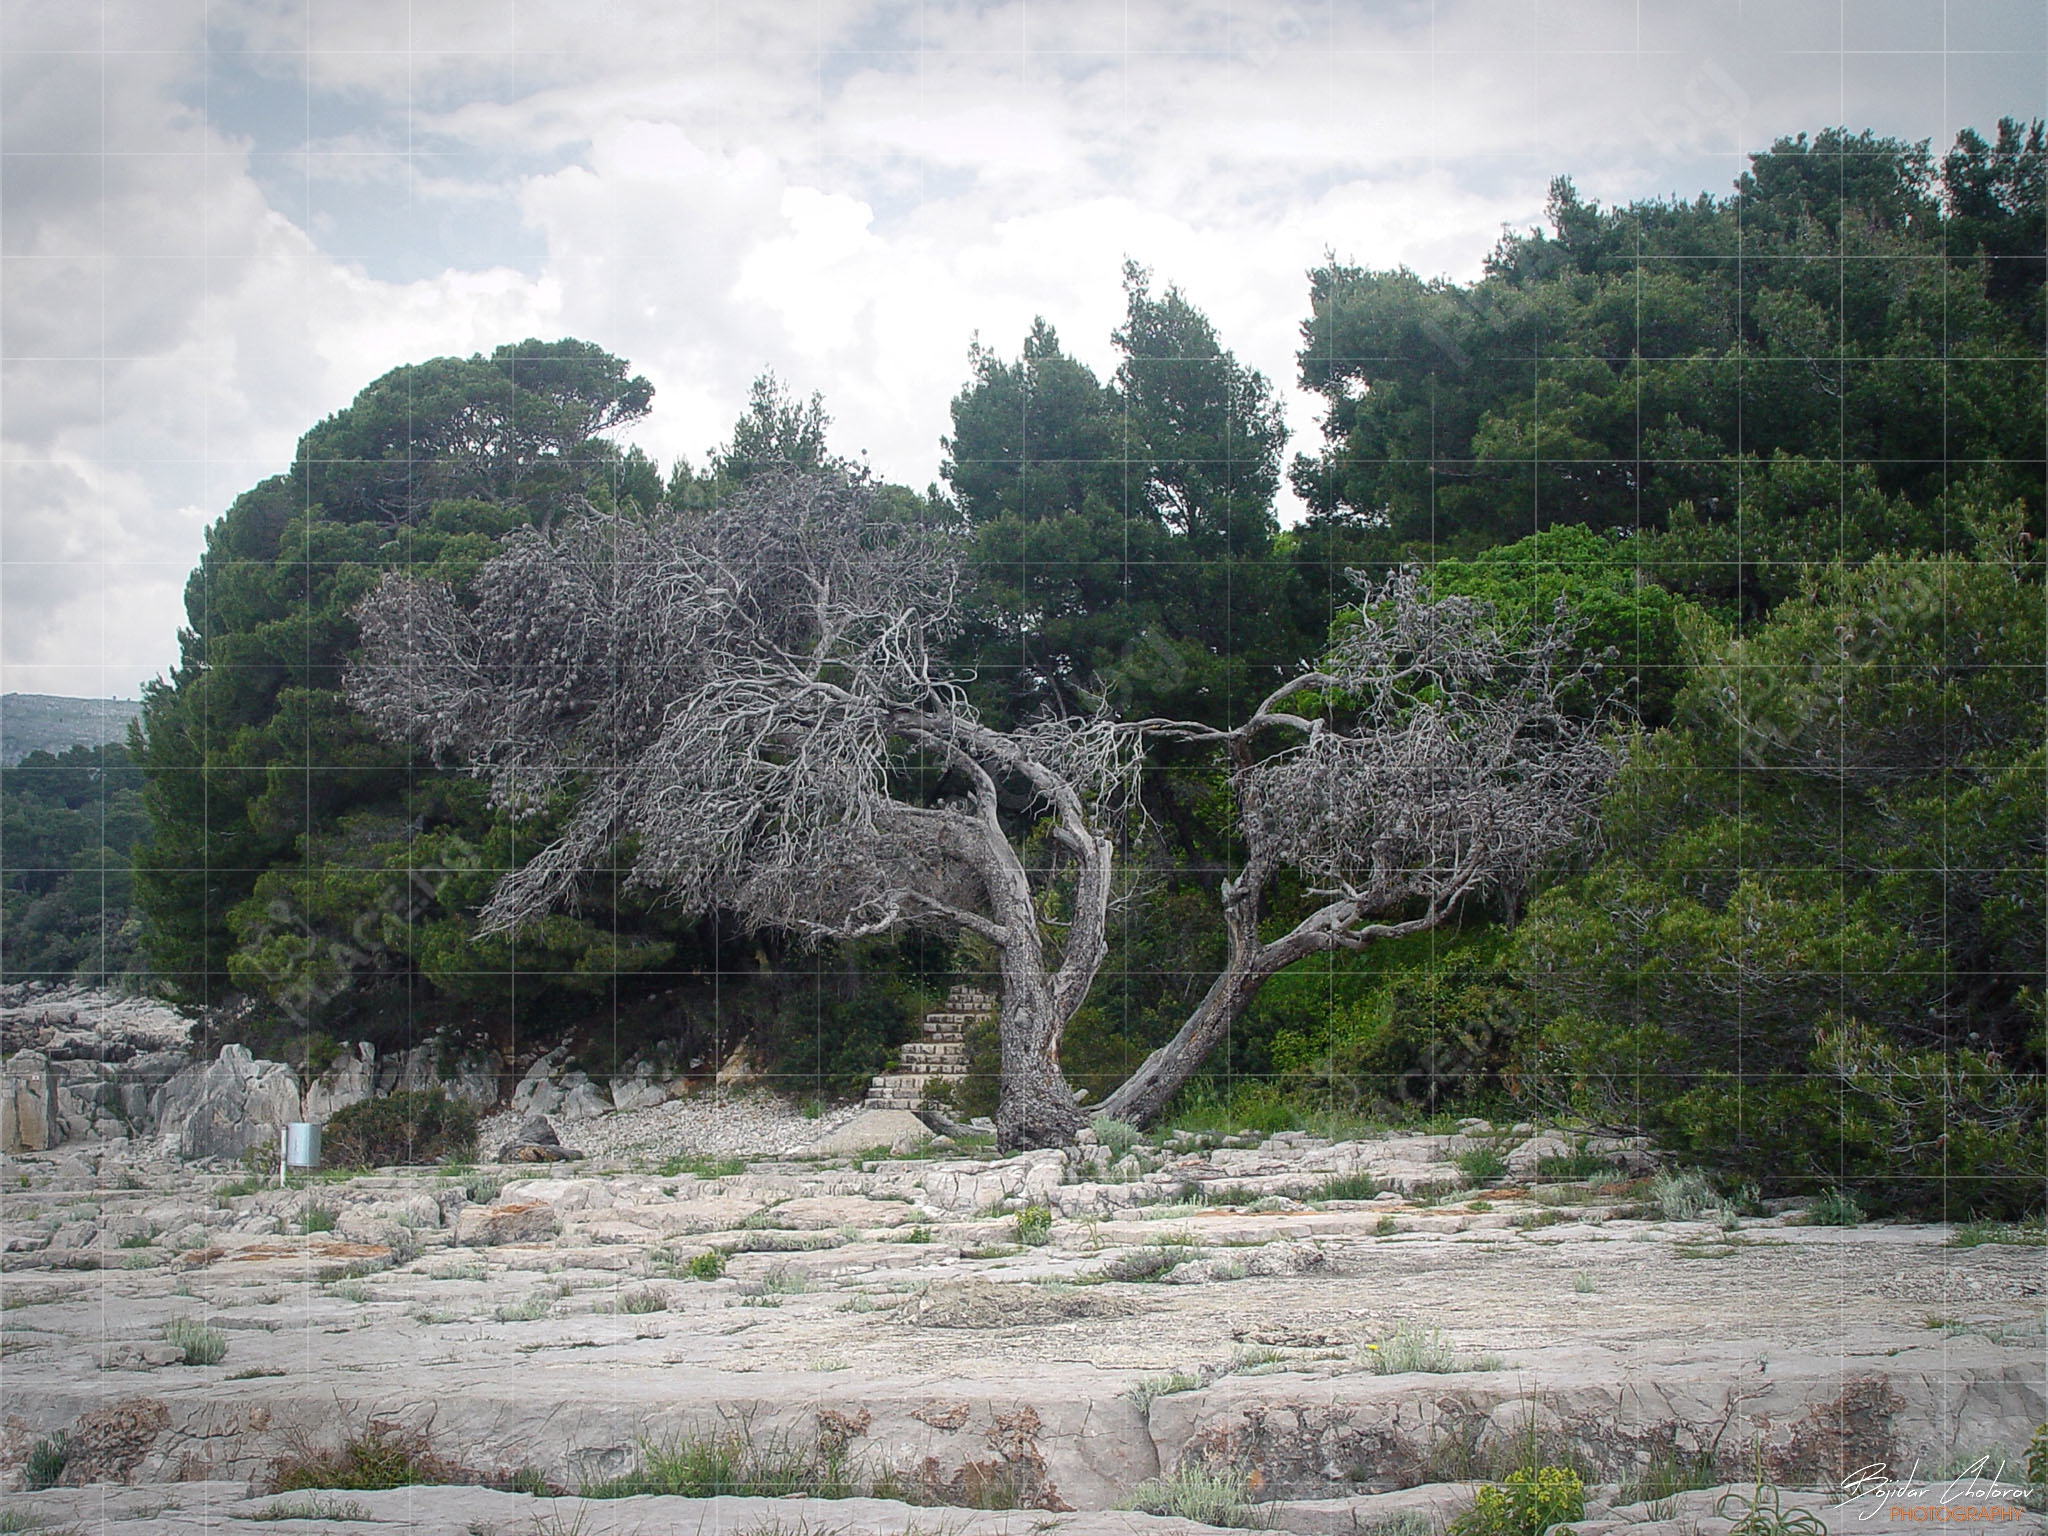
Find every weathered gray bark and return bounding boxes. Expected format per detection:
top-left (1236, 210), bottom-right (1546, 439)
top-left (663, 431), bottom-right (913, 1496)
top-left (351, 480), bottom-right (1613, 1150)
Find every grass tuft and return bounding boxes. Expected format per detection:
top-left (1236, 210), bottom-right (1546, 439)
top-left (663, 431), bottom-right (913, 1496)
top-left (164, 1317), bottom-right (228, 1366)
top-left (1316, 1171), bottom-right (1381, 1202)
top-left (1368, 1321), bottom-right (1501, 1375)
top-left (1122, 1464), bottom-right (1269, 1527)
top-left (251, 1496), bottom-right (374, 1522)
top-left (267, 1419), bottom-right (455, 1493)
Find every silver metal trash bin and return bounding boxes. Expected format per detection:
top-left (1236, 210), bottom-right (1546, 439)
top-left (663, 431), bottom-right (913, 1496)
top-left (283, 1122), bottom-right (321, 1172)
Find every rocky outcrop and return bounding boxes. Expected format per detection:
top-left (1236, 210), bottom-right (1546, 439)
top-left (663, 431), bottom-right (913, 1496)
top-left (150, 1046), bottom-right (301, 1162)
top-left (494, 1116), bottom-right (583, 1163)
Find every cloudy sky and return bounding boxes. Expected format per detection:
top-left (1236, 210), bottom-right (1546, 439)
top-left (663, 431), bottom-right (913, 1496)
top-left (2, 0), bottom-right (2042, 698)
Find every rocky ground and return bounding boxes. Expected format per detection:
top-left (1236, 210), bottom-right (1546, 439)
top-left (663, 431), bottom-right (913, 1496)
top-left (3, 1105), bottom-right (2043, 1536)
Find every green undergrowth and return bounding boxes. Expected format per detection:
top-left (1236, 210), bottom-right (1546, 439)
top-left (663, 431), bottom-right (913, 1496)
top-left (1122, 1464), bottom-right (1271, 1527)
top-left (582, 1421), bottom-right (867, 1501)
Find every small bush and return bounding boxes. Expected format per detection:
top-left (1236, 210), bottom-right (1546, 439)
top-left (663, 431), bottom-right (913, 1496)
top-left (687, 1250), bottom-right (727, 1280)
top-left (25, 1433), bottom-right (68, 1490)
top-left (2026, 1423), bottom-right (2046, 1486)
top-left (615, 1287), bottom-right (665, 1315)
top-left (268, 1420), bottom-right (455, 1493)
top-left (1013, 1203), bottom-right (1053, 1246)
top-left (323, 1090), bottom-right (478, 1169)
top-left (300, 1204), bottom-right (339, 1234)
top-left (1123, 1464), bottom-right (1268, 1527)
top-left (1649, 1170), bottom-right (1720, 1221)
top-left (1090, 1116), bottom-right (1142, 1157)
top-left (1806, 1188), bottom-right (1867, 1226)
top-left (1452, 1466), bottom-right (1585, 1536)
top-left (1454, 1147), bottom-right (1508, 1184)
top-left (165, 1317), bottom-right (228, 1366)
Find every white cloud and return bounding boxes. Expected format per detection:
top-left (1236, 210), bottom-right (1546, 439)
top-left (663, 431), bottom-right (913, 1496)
top-left (4, 0), bottom-right (2040, 694)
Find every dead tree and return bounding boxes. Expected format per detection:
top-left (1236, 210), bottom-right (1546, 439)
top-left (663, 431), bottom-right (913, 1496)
top-left (349, 474), bottom-right (1135, 1149)
top-left (350, 473), bottom-right (1618, 1148)
top-left (1093, 571), bottom-right (1620, 1126)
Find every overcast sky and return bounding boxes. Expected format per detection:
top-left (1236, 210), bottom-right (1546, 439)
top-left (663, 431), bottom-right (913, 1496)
top-left (2, 0), bottom-right (2042, 698)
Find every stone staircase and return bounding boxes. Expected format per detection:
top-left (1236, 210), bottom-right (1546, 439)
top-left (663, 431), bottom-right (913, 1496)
top-left (864, 984), bottom-right (992, 1109)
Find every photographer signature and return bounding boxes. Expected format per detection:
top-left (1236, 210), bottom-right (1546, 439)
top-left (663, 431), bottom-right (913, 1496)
top-left (1838, 1459), bottom-right (2034, 1522)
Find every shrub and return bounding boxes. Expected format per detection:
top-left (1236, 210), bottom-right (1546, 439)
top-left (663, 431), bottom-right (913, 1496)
top-left (300, 1204), bottom-right (339, 1234)
top-left (1649, 1170), bottom-right (1720, 1221)
top-left (2026, 1423), bottom-right (2045, 1486)
top-left (615, 1287), bottom-right (665, 1315)
top-left (165, 1317), bottom-right (228, 1365)
top-left (1013, 1203), bottom-right (1053, 1246)
top-left (268, 1420), bottom-right (455, 1493)
top-left (25, 1433), bottom-right (67, 1490)
top-left (1451, 1466), bottom-right (1585, 1536)
top-left (1090, 1116), bottom-right (1141, 1157)
top-left (583, 1421), bottom-right (865, 1500)
top-left (1533, 1146), bottom-right (1617, 1182)
top-left (1369, 1322), bottom-right (1500, 1375)
top-left (1454, 1147), bottom-right (1507, 1183)
top-left (687, 1250), bottom-right (727, 1282)
top-left (1123, 1464), bottom-right (1268, 1528)
top-left (1316, 1172), bottom-right (1380, 1201)
top-left (1806, 1188), bottom-right (1867, 1227)
top-left (323, 1090), bottom-right (477, 1169)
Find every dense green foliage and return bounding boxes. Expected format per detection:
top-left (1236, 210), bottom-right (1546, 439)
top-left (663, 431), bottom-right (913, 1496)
top-left (1514, 549), bottom-right (2045, 1216)
top-left (122, 119), bottom-right (2046, 1216)
top-left (1293, 124), bottom-right (2045, 607)
top-left (321, 1089), bottom-right (478, 1168)
top-left (130, 340), bottom-right (713, 1050)
top-left (1, 743), bottom-right (148, 983)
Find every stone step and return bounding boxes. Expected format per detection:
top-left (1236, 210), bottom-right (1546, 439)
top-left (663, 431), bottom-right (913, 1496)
top-left (900, 1047), bottom-right (967, 1069)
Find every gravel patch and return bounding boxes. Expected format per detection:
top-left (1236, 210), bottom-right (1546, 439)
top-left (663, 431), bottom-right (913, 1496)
top-left (478, 1091), bottom-right (871, 1163)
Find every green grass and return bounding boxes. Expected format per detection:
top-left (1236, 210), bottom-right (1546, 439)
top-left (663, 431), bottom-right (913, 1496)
top-left (1128, 1370), bottom-right (1205, 1410)
top-left (582, 1422), bottom-right (867, 1500)
top-left (494, 1292), bottom-right (554, 1322)
top-left (1453, 1147), bottom-right (1508, 1183)
top-left (1315, 1171), bottom-right (1381, 1202)
top-left (610, 1287), bottom-right (666, 1315)
top-left (214, 1175), bottom-right (265, 1203)
top-left (300, 1204), bottom-right (339, 1234)
top-left (1616, 1449), bottom-right (1720, 1508)
top-left (1122, 1464), bottom-right (1269, 1527)
top-left (1368, 1321), bottom-right (1501, 1375)
top-left (24, 1434), bottom-right (67, 1490)
top-left (251, 1496), bottom-right (374, 1522)
top-left (164, 1317), bottom-right (228, 1366)
top-left (1533, 1147), bottom-right (1618, 1182)
top-left (1805, 1188), bottom-right (1867, 1227)
top-left (658, 1154), bottom-right (747, 1180)
top-left (117, 1230), bottom-right (154, 1249)
top-left (760, 1265), bottom-right (810, 1295)
top-left (1950, 1218), bottom-right (2047, 1248)
top-left (268, 1421), bottom-right (454, 1492)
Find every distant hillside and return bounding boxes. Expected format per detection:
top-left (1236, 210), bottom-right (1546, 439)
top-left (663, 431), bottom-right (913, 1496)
top-left (0, 695), bottom-right (143, 766)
